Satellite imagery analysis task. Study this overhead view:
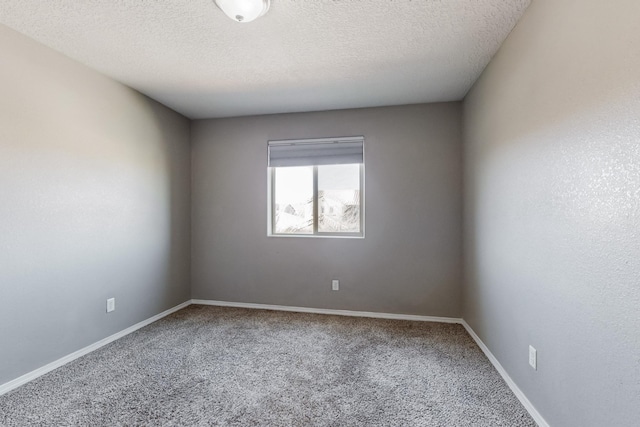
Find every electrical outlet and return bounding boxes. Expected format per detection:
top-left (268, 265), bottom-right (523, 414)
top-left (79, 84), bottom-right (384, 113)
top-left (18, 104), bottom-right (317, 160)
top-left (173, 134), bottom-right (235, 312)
top-left (529, 345), bottom-right (537, 370)
top-left (107, 298), bottom-right (115, 313)
top-left (332, 280), bottom-right (339, 291)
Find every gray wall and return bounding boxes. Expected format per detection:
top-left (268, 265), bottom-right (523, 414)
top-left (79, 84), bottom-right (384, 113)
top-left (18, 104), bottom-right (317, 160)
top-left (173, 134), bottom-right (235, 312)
top-left (462, 0), bottom-right (640, 425)
top-left (192, 104), bottom-right (463, 317)
top-left (0, 25), bottom-right (191, 385)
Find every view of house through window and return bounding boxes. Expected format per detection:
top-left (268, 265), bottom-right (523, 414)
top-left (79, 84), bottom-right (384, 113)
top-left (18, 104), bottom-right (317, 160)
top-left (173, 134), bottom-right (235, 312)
top-left (318, 164), bottom-right (360, 233)
top-left (268, 137), bottom-right (364, 237)
top-left (273, 166), bottom-right (314, 234)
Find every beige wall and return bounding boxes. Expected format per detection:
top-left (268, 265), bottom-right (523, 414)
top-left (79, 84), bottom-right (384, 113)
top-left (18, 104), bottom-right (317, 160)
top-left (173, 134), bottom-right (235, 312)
top-left (0, 25), bottom-right (191, 385)
top-left (191, 104), bottom-right (463, 317)
top-left (463, 0), bottom-right (640, 425)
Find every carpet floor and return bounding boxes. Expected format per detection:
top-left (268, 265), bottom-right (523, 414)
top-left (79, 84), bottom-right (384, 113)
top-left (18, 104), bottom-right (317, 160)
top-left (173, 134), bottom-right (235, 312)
top-left (0, 305), bottom-right (536, 426)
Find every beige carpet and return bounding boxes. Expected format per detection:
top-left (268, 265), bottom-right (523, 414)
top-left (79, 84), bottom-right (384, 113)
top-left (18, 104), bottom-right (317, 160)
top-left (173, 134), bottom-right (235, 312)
top-left (0, 305), bottom-right (535, 426)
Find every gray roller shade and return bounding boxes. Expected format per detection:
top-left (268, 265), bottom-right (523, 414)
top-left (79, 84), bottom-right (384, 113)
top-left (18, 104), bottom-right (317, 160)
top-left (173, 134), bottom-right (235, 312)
top-left (268, 137), bottom-right (364, 167)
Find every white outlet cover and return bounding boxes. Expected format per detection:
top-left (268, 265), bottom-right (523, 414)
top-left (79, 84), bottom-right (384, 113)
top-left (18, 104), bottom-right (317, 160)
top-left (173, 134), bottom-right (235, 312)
top-left (529, 345), bottom-right (537, 370)
top-left (332, 280), bottom-right (339, 291)
top-left (107, 298), bottom-right (115, 313)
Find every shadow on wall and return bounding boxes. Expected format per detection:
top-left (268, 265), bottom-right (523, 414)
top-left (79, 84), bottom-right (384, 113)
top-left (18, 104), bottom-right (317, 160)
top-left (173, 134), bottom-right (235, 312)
top-left (0, 40), bottom-right (190, 382)
top-left (462, 0), bottom-right (640, 425)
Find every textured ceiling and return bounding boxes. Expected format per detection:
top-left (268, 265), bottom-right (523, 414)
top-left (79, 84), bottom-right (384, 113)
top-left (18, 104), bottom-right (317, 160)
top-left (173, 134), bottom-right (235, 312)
top-left (0, 0), bottom-right (530, 119)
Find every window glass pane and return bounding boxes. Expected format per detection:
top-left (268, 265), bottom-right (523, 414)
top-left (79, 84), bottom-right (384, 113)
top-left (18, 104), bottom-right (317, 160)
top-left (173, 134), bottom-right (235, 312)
top-left (318, 164), bottom-right (360, 233)
top-left (274, 166), bottom-right (313, 234)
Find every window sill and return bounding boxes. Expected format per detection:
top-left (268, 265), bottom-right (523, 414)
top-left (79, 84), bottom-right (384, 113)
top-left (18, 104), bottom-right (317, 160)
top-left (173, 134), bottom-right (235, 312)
top-left (267, 233), bottom-right (364, 239)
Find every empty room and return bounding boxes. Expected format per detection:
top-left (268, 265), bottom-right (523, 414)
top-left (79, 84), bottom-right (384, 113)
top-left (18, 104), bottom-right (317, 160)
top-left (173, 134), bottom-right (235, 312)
top-left (1, 0), bottom-right (638, 426)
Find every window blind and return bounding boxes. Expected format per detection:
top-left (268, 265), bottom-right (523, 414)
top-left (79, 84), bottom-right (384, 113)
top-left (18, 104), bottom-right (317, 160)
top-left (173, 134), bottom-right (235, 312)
top-left (268, 136), bottom-right (364, 167)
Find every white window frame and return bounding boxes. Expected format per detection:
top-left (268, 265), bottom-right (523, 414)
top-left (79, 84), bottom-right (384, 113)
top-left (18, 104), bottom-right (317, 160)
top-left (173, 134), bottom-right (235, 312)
top-left (267, 137), bottom-right (365, 238)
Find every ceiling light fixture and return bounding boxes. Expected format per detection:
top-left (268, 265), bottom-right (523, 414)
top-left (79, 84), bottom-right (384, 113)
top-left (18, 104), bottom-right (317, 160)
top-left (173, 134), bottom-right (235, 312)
top-left (214, 0), bottom-right (270, 23)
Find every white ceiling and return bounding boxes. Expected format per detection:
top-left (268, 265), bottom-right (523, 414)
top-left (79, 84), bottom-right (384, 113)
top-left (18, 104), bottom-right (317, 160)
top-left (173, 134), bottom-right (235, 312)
top-left (0, 0), bottom-right (530, 119)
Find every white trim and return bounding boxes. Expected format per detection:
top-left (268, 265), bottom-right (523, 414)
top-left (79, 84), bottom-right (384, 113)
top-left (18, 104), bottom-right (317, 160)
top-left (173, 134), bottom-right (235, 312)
top-left (0, 300), bottom-right (191, 396)
top-left (0, 298), bottom-right (549, 427)
top-left (191, 299), bottom-right (462, 324)
top-left (461, 320), bottom-right (550, 427)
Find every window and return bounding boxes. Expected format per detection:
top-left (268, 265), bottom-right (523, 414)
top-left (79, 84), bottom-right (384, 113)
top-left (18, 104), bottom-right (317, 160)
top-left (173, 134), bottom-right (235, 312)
top-left (268, 137), bottom-right (364, 237)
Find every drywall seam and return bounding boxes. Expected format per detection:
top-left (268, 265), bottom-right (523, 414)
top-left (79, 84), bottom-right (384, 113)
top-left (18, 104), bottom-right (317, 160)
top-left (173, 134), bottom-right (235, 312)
top-left (461, 320), bottom-right (550, 427)
top-left (0, 300), bottom-right (191, 396)
top-left (192, 299), bottom-right (462, 324)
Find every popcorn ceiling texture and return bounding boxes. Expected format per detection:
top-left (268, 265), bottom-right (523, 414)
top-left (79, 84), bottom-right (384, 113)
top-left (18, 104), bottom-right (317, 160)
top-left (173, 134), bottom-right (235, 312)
top-left (0, 0), bottom-right (530, 118)
top-left (0, 306), bottom-right (535, 426)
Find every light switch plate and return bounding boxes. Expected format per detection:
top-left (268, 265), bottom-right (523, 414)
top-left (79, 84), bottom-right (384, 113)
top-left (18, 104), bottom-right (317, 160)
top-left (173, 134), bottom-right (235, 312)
top-left (107, 298), bottom-right (115, 313)
top-left (529, 345), bottom-right (537, 370)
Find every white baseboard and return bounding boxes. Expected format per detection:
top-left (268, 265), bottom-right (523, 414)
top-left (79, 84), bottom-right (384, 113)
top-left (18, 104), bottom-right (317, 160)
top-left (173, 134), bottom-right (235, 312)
top-left (0, 300), bottom-right (191, 396)
top-left (1, 298), bottom-right (548, 427)
top-left (461, 320), bottom-right (549, 427)
top-left (191, 299), bottom-right (462, 324)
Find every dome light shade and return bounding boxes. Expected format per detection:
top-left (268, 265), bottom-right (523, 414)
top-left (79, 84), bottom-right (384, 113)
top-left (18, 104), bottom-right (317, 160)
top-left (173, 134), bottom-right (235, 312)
top-left (214, 0), bottom-right (270, 23)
